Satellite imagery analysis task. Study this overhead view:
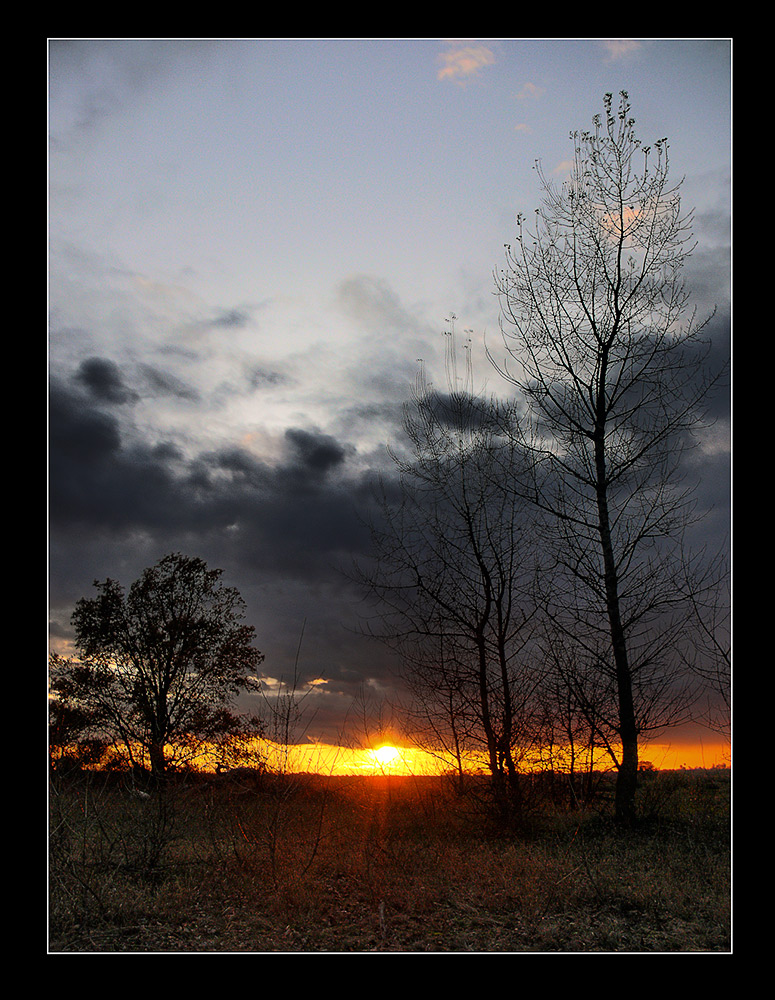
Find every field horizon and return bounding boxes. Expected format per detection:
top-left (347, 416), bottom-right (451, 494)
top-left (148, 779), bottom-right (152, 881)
top-left (51, 732), bottom-right (732, 781)
top-left (49, 761), bottom-right (731, 953)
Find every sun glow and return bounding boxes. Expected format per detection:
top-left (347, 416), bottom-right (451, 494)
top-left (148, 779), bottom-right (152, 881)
top-left (370, 745), bottom-right (401, 768)
top-left (257, 739), bottom-right (448, 777)
top-left (56, 733), bottom-right (729, 778)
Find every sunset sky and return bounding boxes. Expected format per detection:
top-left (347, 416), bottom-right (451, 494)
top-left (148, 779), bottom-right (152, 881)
top-left (48, 38), bottom-right (731, 754)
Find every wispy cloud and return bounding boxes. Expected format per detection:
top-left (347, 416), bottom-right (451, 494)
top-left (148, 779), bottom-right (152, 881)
top-left (601, 39), bottom-right (642, 61)
top-left (552, 159), bottom-right (575, 177)
top-left (437, 44), bottom-right (496, 83)
top-left (517, 82), bottom-right (545, 100)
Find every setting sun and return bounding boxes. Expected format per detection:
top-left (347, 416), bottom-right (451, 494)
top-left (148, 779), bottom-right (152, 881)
top-left (370, 745), bottom-right (400, 767)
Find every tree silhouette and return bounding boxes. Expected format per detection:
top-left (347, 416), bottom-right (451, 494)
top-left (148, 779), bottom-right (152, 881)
top-left (50, 553), bottom-right (264, 777)
top-left (491, 92), bottom-right (727, 823)
top-left (356, 330), bottom-right (542, 815)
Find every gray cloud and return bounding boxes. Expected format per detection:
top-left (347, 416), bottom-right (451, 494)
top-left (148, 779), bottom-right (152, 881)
top-left (249, 366), bottom-right (292, 390)
top-left (49, 360), bottom-right (402, 740)
top-left (49, 361), bottom-right (387, 598)
top-left (48, 39), bottom-right (222, 144)
top-left (138, 363), bottom-right (201, 401)
top-left (75, 357), bottom-right (140, 405)
top-left (285, 427), bottom-right (349, 477)
top-left (335, 274), bottom-right (419, 334)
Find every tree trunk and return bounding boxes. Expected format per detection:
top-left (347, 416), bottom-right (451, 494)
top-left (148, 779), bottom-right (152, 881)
top-left (149, 738), bottom-right (167, 781)
top-left (615, 724), bottom-right (639, 825)
top-left (594, 397), bottom-right (639, 825)
top-left (476, 634), bottom-right (500, 780)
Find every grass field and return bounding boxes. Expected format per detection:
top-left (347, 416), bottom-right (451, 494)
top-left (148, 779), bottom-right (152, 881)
top-left (48, 766), bottom-right (731, 953)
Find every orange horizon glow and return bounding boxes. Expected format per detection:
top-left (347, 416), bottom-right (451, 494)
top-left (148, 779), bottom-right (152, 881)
top-left (55, 735), bottom-right (730, 777)
top-left (272, 741), bottom-right (444, 777)
top-left (637, 740), bottom-right (730, 772)
top-left (246, 738), bottom-right (731, 777)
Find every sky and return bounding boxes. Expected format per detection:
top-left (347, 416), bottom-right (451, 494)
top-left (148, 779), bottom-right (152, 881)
top-left (48, 38), bottom-right (732, 752)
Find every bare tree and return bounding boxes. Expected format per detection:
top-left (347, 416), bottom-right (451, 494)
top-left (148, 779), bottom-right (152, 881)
top-left (677, 547), bottom-right (731, 737)
top-left (356, 326), bottom-right (542, 815)
top-left (490, 92), bottom-right (727, 823)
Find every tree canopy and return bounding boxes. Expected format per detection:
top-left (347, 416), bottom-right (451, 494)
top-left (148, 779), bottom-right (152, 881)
top-left (50, 552), bottom-right (264, 776)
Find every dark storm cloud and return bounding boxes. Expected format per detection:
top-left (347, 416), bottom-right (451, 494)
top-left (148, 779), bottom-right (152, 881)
top-left (50, 380), bottom-right (122, 466)
top-left (700, 309), bottom-right (731, 424)
top-left (49, 378), bottom-right (189, 532)
top-left (419, 391), bottom-right (503, 434)
top-left (49, 373), bottom-right (376, 578)
top-left (192, 432), bottom-right (375, 583)
top-left (48, 364), bottom-right (400, 735)
top-left (284, 427), bottom-right (349, 477)
top-left (75, 357), bottom-right (139, 405)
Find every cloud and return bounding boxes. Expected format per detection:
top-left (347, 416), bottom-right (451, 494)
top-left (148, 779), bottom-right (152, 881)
top-left (48, 367), bottom-right (403, 732)
top-left (335, 274), bottom-right (417, 334)
top-left (50, 379), bottom-right (123, 468)
top-left (285, 427), bottom-right (349, 477)
top-left (517, 82), bottom-right (544, 100)
top-left (138, 363), bottom-right (201, 401)
top-left (601, 39), bottom-right (642, 62)
top-left (48, 39), bottom-right (222, 144)
top-left (249, 366), bottom-right (292, 390)
top-left (511, 82), bottom-right (544, 136)
top-left (49, 377), bottom-right (190, 533)
top-left (437, 44), bottom-right (496, 83)
top-left (48, 369), bottom-right (377, 579)
top-left (552, 159), bottom-right (575, 177)
top-left (210, 307), bottom-right (252, 330)
top-left (75, 357), bottom-right (139, 405)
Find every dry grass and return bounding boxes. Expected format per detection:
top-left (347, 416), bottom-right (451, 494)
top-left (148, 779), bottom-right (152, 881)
top-left (48, 767), bottom-right (731, 953)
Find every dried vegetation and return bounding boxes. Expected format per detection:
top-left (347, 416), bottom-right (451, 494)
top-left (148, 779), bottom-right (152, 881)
top-left (49, 767), bottom-right (731, 953)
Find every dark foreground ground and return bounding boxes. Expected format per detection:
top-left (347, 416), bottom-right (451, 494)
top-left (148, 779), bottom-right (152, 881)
top-left (49, 767), bottom-right (730, 953)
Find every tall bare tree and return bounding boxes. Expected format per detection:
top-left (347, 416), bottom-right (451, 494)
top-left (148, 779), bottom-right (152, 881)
top-left (490, 92), bottom-right (727, 823)
top-left (357, 329), bottom-right (541, 814)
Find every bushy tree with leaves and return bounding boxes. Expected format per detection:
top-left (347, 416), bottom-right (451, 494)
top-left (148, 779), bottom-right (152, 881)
top-left (50, 553), bottom-right (264, 777)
